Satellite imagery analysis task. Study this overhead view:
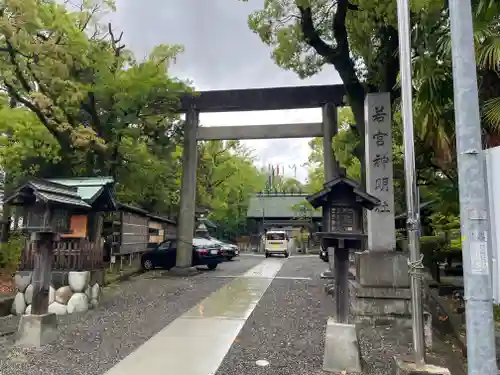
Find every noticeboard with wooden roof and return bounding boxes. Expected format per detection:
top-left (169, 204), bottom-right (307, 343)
top-left (306, 172), bottom-right (380, 250)
top-left (4, 179), bottom-right (92, 234)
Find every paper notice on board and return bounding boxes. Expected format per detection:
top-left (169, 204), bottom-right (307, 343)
top-left (470, 241), bottom-right (489, 275)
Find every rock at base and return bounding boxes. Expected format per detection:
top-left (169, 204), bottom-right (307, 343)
top-left (68, 271), bottom-right (90, 293)
top-left (391, 356), bottom-right (450, 375)
top-left (11, 292), bottom-right (26, 315)
top-left (323, 318), bottom-right (362, 373)
top-left (48, 285), bottom-right (56, 305)
top-left (91, 283), bottom-right (100, 300)
top-left (84, 286), bottom-right (91, 300)
top-left (24, 284), bottom-right (34, 305)
top-left (25, 304), bottom-right (32, 315)
top-left (14, 272), bottom-right (32, 293)
top-left (67, 293), bottom-right (89, 314)
top-left (48, 302), bottom-right (67, 316)
top-left (55, 286), bottom-right (73, 305)
top-left (90, 299), bottom-right (99, 308)
top-left (15, 313), bottom-right (58, 348)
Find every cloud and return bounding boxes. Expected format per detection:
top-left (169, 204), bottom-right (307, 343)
top-left (111, 0), bottom-right (341, 182)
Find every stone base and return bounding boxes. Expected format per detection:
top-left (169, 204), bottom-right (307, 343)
top-left (323, 318), bottom-right (363, 373)
top-left (354, 251), bottom-right (410, 288)
top-left (168, 266), bottom-right (200, 276)
top-left (350, 281), bottom-right (412, 326)
top-left (391, 356), bottom-right (450, 375)
top-left (16, 313), bottom-right (57, 348)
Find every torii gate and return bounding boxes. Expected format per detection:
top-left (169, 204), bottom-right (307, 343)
top-left (174, 84), bottom-right (346, 270)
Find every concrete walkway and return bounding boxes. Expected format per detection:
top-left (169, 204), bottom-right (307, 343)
top-left (103, 258), bottom-right (286, 375)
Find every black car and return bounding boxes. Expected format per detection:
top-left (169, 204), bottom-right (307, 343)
top-left (208, 238), bottom-right (240, 261)
top-left (141, 237), bottom-right (225, 271)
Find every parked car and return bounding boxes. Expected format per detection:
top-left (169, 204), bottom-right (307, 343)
top-left (141, 237), bottom-right (224, 271)
top-left (208, 237), bottom-right (239, 261)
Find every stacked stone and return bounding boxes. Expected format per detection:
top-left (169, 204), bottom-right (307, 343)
top-left (11, 271), bottom-right (102, 316)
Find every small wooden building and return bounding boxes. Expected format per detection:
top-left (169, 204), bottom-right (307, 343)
top-left (103, 203), bottom-right (177, 257)
top-left (4, 179), bottom-right (106, 270)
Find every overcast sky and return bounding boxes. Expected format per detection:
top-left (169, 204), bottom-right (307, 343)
top-left (111, 0), bottom-right (341, 182)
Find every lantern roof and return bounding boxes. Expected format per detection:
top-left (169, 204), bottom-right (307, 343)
top-left (306, 175), bottom-right (380, 211)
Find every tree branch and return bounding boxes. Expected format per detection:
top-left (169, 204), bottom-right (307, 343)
top-left (297, 6), bottom-right (337, 61)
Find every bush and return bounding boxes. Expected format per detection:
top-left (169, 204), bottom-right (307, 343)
top-left (494, 305), bottom-right (500, 322)
top-left (420, 235), bottom-right (448, 267)
top-left (0, 233), bottom-right (24, 272)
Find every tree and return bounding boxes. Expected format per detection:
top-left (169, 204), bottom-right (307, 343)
top-left (196, 140), bottom-right (266, 239)
top-left (412, 0), bottom-right (500, 172)
top-left (0, 0), bottom-right (190, 178)
top-left (0, 0), bottom-right (192, 216)
top-left (239, 0), bottom-right (436, 186)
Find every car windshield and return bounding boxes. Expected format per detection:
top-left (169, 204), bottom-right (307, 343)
top-left (193, 238), bottom-right (214, 247)
top-left (209, 237), bottom-right (224, 244)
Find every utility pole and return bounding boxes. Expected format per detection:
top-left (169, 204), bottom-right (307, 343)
top-left (449, 0), bottom-right (497, 374)
top-left (396, 0), bottom-right (425, 365)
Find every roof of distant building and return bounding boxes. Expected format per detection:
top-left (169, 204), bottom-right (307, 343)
top-left (246, 193), bottom-right (322, 219)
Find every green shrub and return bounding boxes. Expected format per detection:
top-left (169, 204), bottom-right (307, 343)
top-left (494, 305), bottom-right (500, 322)
top-left (0, 234), bottom-right (24, 272)
top-left (420, 235), bottom-right (447, 267)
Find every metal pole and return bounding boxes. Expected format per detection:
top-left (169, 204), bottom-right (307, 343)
top-left (449, 0), bottom-right (497, 374)
top-left (396, 0), bottom-right (425, 365)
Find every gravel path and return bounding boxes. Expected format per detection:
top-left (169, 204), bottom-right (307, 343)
top-left (0, 256), bottom-right (261, 375)
top-left (215, 256), bottom-right (336, 375)
top-left (215, 256), bottom-right (466, 375)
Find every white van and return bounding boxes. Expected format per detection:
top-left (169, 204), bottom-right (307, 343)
top-left (265, 230), bottom-right (290, 258)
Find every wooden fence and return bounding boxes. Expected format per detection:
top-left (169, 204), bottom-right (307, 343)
top-left (20, 238), bottom-right (104, 271)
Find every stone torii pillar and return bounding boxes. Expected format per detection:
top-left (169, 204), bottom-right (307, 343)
top-left (321, 103), bottom-right (340, 280)
top-left (174, 106), bottom-right (199, 273)
top-left (322, 103), bottom-right (339, 181)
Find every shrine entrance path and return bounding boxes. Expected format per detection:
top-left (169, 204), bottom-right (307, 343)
top-left (0, 256), bottom-right (262, 375)
top-left (0, 255), bottom-right (465, 375)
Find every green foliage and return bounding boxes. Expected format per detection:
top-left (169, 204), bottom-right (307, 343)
top-left (0, 0), bottom-right (195, 217)
top-left (0, 233), bottom-right (24, 271)
top-left (197, 141), bottom-right (266, 239)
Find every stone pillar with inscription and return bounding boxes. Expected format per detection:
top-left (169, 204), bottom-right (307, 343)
top-left (349, 93), bottom-right (412, 326)
top-left (365, 92), bottom-right (396, 251)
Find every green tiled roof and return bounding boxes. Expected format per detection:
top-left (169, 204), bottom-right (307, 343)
top-left (246, 194), bottom-right (322, 218)
top-left (48, 177), bottom-right (114, 186)
top-left (48, 177), bottom-right (114, 202)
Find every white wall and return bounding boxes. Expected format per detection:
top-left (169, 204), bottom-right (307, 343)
top-left (485, 146), bottom-right (500, 303)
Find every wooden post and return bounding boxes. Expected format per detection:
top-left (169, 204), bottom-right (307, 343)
top-left (31, 232), bottom-right (59, 315)
top-left (334, 243), bottom-right (350, 324)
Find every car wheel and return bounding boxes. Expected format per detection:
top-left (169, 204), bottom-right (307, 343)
top-left (265, 252), bottom-right (270, 258)
top-left (207, 264), bottom-right (217, 270)
top-left (142, 259), bottom-right (153, 271)
top-left (284, 252), bottom-right (289, 258)
top-left (226, 256), bottom-right (234, 261)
